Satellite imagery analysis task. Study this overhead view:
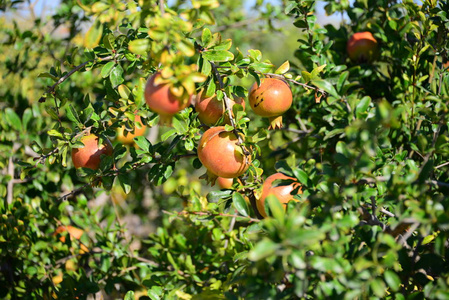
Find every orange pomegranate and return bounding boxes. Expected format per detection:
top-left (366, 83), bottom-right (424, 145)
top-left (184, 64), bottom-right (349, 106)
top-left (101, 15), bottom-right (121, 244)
top-left (195, 89), bottom-right (245, 126)
top-left (197, 126), bottom-right (251, 179)
top-left (54, 225), bottom-right (88, 253)
top-left (256, 173), bottom-right (302, 218)
top-left (71, 134), bottom-right (113, 170)
top-left (116, 115), bottom-right (147, 144)
top-left (217, 177), bottom-right (234, 189)
top-left (249, 78), bottom-right (292, 130)
top-left (347, 31), bottom-right (378, 63)
top-left (144, 72), bottom-right (192, 125)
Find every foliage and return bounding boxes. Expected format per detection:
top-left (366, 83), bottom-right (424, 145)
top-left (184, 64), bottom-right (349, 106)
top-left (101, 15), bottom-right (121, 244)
top-left (1, 0), bottom-right (449, 299)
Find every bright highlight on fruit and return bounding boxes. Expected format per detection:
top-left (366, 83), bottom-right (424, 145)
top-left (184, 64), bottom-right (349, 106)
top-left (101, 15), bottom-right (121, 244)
top-left (249, 77), bottom-right (293, 130)
top-left (71, 134), bottom-right (113, 170)
top-left (347, 31), bottom-right (378, 63)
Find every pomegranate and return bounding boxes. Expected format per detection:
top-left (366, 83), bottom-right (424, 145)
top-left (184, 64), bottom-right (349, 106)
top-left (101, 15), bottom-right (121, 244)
top-left (116, 115), bottom-right (147, 144)
top-left (144, 73), bottom-right (192, 125)
top-left (217, 177), bottom-right (234, 189)
top-left (54, 225), bottom-right (88, 253)
top-left (347, 31), bottom-right (378, 63)
top-left (249, 77), bottom-right (292, 130)
top-left (197, 126), bottom-right (251, 180)
top-left (71, 134), bottom-right (113, 170)
top-left (195, 89), bottom-right (245, 126)
top-left (256, 172), bottom-right (302, 218)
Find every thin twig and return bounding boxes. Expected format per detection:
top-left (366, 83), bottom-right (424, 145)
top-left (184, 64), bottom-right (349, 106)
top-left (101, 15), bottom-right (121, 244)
top-left (435, 161), bottom-right (449, 169)
top-left (39, 55), bottom-right (115, 103)
top-left (163, 210), bottom-right (260, 223)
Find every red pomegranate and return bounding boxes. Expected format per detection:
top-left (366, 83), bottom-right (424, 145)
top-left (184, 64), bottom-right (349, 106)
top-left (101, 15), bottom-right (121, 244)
top-left (347, 31), bottom-right (378, 63)
top-left (71, 134), bottom-right (113, 170)
top-left (256, 172), bottom-right (302, 218)
top-left (197, 126), bottom-right (251, 179)
top-left (144, 73), bottom-right (192, 125)
top-left (216, 177), bottom-right (234, 189)
top-left (195, 89), bottom-right (245, 126)
top-left (249, 78), bottom-right (292, 130)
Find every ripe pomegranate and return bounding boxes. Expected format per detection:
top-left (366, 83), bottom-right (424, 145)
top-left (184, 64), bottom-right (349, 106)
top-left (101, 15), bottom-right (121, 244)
top-left (195, 89), bottom-right (245, 126)
top-left (217, 177), bottom-right (234, 189)
top-left (197, 126), bottom-right (251, 180)
top-left (256, 173), bottom-right (302, 218)
top-left (144, 72), bottom-right (192, 125)
top-left (54, 225), bottom-right (88, 253)
top-left (347, 31), bottom-right (378, 63)
top-left (71, 134), bottom-right (113, 170)
top-left (116, 115), bottom-right (147, 144)
top-left (249, 78), bottom-right (292, 130)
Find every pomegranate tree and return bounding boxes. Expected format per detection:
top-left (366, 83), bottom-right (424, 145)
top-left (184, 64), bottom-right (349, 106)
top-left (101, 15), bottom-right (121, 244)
top-left (144, 73), bottom-right (192, 125)
top-left (256, 172), bottom-right (302, 218)
top-left (249, 77), bottom-right (292, 129)
top-left (197, 126), bottom-right (251, 182)
top-left (71, 134), bottom-right (113, 170)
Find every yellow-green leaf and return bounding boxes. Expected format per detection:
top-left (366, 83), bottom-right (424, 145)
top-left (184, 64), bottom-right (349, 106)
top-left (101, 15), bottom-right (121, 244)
top-left (84, 18), bottom-right (103, 49)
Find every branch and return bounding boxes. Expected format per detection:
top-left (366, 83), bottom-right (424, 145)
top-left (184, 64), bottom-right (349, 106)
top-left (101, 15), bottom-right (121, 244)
top-left (39, 55), bottom-right (116, 103)
top-left (163, 210), bottom-right (260, 223)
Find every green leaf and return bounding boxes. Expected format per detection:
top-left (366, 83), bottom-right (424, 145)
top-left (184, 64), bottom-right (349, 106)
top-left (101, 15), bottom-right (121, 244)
top-left (66, 104), bottom-right (83, 127)
top-left (118, 84), bottom-right (131, 99)
top-left (134, 136), bottom-right (152, 153)
top-left (103, 33), bottom-right (115, 50)
top-left (356, 96), bottom-right (371, 118)
top-left (384, 270), bottom-right (400, 292)
top-left (370, 278), bottom-right (386, 298)
top-left (248, 238), bottom-right (279, 261)
top-left (128, 39), bottom-right (151, 55)
top-left (311, 79), bottom-right (339, 98)
top-left (110, 64), bottom-right (124, 88)
top-left (266, 195), bottom-right (285, 221)
top-left (172, 114), bottom-right (188, 134)
top-left (47, 129), bottom-right (64, 139)
top-left (293, 169), bottom-right (308, 186)
top-left (275, 60), bottom-right (290, 74)
top-left (38, 72), bottom-right (58, 81)
top-left (202, 28), bottom-right (212, 46)
top-left (22, 108), bottom-right (32, 130)
top-left (124, 291), bottom-right (135, 300)
top-left (248, 49), bottom-right (262, 61)
top-left (250, 62), bottom-right (274, 74)
top-left (118, 174), bottom-right (131, 194)
top-left (202, 50), bottom-right (234, 62)
top-left (84, 18), bottom-right (103, 48)
top-left (5, 108), bottom-right (23, 132)
top-left (101, 61), bottom-right (115, 78)
top-left (148, 286), bottom-right (163, 300)
top-left (232, 192), bottom-right (250, 217)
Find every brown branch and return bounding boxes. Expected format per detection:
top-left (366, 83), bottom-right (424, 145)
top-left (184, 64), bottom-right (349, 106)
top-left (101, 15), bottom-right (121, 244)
top-left (39, 55), bottom-right (116, 103)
